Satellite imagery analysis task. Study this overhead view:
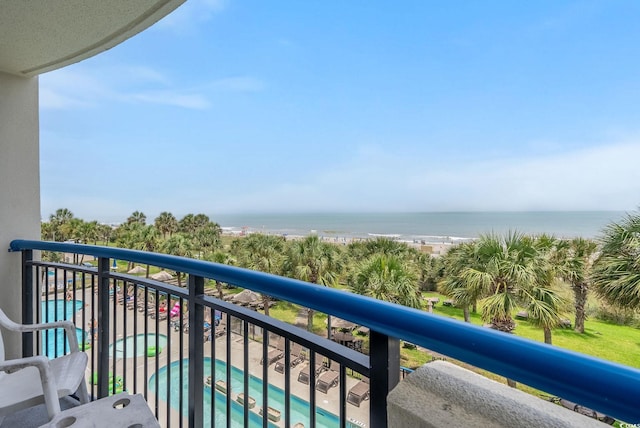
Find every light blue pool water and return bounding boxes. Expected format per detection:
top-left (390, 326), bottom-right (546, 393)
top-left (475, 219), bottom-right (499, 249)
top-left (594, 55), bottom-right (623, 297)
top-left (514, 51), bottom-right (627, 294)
top-left (150, 358), bottom-right (361, 428)
top-left (41, 300), bottom-right (86, 358)
top-left (109, 333), bottom-right (168, 358)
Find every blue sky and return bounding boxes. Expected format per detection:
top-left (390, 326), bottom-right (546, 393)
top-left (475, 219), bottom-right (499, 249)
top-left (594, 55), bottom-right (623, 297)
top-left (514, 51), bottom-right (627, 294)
top-left (40, 0), bottom-right (640, 222)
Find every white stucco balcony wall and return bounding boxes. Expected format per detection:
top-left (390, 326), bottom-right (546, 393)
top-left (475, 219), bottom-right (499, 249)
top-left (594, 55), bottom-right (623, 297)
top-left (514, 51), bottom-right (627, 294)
top-left (0, 0), bottom-right (184, 357)
top-left (387, 360), bottom-right (608, 428)
top-left (0, 72), bottom-right (40, 357)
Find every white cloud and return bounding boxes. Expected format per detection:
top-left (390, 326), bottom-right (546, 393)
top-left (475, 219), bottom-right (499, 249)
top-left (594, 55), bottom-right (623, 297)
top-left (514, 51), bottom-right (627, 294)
top-left (208, 77), bottom-right (265, 92)
top-left (156, 0), bottom-right (226, 32)
top-left (39, 87), bottom-right (91, 109)
top-left (39, 68), bottom-right (110, 109)
top-left (129, 91), bottom-right (211, 109)
top-left (40, 64), bottom-right (212, 110)
top-left (217, 141), bottom-right (640, 213)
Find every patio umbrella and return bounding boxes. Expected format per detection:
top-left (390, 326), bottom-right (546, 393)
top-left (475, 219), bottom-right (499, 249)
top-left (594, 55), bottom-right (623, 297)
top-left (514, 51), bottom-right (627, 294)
top-left (331, 317), bottom-right (356, 330)
top-left (231, 289), bottom-right (261, 305)
top-left (127, 266), bottom-right (146, 274)
top-left (329, 317), bottom-right (357, 330)
top-left (150, 270), bottom-right (173, 281)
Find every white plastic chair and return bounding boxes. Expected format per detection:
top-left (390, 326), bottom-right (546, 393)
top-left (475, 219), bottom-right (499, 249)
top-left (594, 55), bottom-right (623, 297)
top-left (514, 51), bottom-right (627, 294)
top-left (0, 308), bottom-right (89, 421)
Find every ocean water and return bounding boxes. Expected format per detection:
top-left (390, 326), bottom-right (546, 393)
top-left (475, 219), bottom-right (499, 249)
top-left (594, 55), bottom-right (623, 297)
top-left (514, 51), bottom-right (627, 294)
top-left (213, 211), bottom-right (629, 244)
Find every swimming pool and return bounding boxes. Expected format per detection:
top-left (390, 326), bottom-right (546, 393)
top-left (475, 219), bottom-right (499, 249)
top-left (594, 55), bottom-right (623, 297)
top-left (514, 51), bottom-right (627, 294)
top-left (149, 358), bottom-right (361, 428)
top-left (109, 333), bottom-right (168, 358)
top-left (41, 300), bottom-right (86, 358)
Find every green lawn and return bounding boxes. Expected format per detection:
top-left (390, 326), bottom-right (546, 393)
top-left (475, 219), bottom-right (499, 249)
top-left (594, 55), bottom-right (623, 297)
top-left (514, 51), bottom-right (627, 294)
top-left (422, 291), bottom-right (640, 369)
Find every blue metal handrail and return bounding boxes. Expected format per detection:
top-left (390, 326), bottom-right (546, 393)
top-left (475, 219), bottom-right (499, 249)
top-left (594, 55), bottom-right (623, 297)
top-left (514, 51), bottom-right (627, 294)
top-left (9, 239), bottom-right (640, 423)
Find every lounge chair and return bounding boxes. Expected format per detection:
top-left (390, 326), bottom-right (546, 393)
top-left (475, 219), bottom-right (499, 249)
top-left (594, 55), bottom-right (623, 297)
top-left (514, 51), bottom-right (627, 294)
top-left (315, 370), bottom-right (339, 393)
top-left (260, 337), bottom-right (284, 366)
top-left (205, 325), bottom-right (226, 342)
top-left (259, 406), bottom-right (281, 422)
top-left (274, 343), bottom-right (304, 374)
top-left (347, 378), bottom-right (370, 407)
top-left (214, 325), bottom-right (226, 338)
top-left (215, 380), bottom-right (228, 394)
top-left (169, 302), bottom-right (181, 318)
top-left (236, 393), bottom-right (256, 409)
top-left (558, 398), bottom-right (615, 425)
top-left (297, 359), bottom-right (327, 385)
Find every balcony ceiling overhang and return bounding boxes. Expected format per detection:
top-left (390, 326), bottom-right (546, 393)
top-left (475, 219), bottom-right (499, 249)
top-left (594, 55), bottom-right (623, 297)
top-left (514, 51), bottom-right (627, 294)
top-left (0, 0), bottom-right (185, 77)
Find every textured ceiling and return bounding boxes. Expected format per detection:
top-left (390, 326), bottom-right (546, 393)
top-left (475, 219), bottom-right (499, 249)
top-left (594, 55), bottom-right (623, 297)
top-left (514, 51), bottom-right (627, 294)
top-left (0, 0), bottom-right (185, 77)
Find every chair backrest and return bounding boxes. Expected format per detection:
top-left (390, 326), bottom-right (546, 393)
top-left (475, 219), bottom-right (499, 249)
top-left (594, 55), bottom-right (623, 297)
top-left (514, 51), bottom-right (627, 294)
top-left (0, 327), bottom-right (4, 363)
top-left (0, 309), bottom-right (10, 363)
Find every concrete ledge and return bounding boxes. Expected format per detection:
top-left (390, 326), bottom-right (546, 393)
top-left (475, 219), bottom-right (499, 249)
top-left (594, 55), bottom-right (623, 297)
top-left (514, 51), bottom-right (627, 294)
top-left (387, 360), bottom-right (607, 428)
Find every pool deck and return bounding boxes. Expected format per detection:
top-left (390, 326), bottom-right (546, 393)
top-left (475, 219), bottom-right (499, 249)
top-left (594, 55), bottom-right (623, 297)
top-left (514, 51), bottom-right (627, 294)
top-left (78, 290), bottom-right (370, 428)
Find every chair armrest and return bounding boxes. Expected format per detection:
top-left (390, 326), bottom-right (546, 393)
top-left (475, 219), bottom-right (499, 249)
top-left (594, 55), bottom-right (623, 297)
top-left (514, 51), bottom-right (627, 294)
top-left (0, 355), bottom-right (49, 373)
top-left (0, 311), bottom-right (80, 353)
top-left (0, 356), bottom-right (62, 417)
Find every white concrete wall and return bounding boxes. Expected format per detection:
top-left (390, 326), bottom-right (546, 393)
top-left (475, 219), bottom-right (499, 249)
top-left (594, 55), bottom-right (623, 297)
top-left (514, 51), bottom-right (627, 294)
top-left (388, 360), bottom-right (608, 428)
top-left (0, 71), bottom-right (40, 358)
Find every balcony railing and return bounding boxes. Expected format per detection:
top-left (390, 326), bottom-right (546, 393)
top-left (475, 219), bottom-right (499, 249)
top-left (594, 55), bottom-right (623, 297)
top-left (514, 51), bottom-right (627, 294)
top-left (9, 239), bottom-right (640, 427)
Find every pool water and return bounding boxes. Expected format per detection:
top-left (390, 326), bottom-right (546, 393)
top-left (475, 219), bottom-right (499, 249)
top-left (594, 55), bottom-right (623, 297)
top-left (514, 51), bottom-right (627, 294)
top-left (41, 300), bottom-right (86, 358)
top-left (149, 358), bottom-right (359, 428)
top-left (43, 327), bottom-right (87, 358)
top-left (109, 333), bottom-right (168, 358)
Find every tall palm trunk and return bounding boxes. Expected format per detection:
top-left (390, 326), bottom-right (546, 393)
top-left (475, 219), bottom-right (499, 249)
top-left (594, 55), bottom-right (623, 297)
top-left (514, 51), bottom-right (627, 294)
top-left (262, 295), bottom-right (271, 316)
top-left (307, 309), bottom-right (315, 332)
top-left (215, 281), bottom-right (224, 299)
top-left (573, 283), bottom-right (588, 333)
top-left (463, 305), bottom-right (470, 323)
top-left (543, 327), bottom-right (552, 344)
top-left (307, 271), bottom-right (318, 332)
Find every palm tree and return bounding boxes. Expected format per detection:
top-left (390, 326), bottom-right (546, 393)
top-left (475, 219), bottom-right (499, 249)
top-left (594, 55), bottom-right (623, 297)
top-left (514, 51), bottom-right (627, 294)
top-left (525, 281), bottom-right (567, 344)
top-left (139, 226), bottom-right (160, 278)
top-left (127, 211), bottom-right (146, 226)
top-left (349, 254), bottom-right (421, 309)
top-left (98, 224), bottom-right (114, 245)
top-left (41, 221), bottom-right (55, 241)
top-left (592, 211), bottom-right (640, 310)
top-left (363, 237), bottom-right (412, 257)
top-left (452, 232), bottom-right (566, 386)
top-left (154, 212), bottom-right (178, 239)
top-left (347, 237), bottom-right (412, 261)
top-left (77, 220), bottom-right (99, 245)
top-left (461, 233), bottom-right (541, 332)
top-left (49, 208), bottom-right (73, 225)
top-left (236, 234), bottom-right (286, 316)
top-left (49, 208), bottom-right (74, 241)
top-left (114, 221), bottom-right (145, 270)
top-left (415, 251), bottom-right (442, 292)
top-left (162, 234), bottom-right (193, 287)
top-left (193, 222), bottom-right (222, 258)
top-left (525, 235), bottom-right (569, 345)
top-left (284, 236), bottom-right (344, 332)
top-left (439, 242), bottom-right (484, 322)
top-left (554, 237), bottom-right (598, 333)
top-left (178, 214), bottom-right (196, 234)
top-left (75, 220), bottom-right (99, 263)
top-left (207, 251), bottom-right (236, 299)
top-left (193, 214), bottom-right (210, 230)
